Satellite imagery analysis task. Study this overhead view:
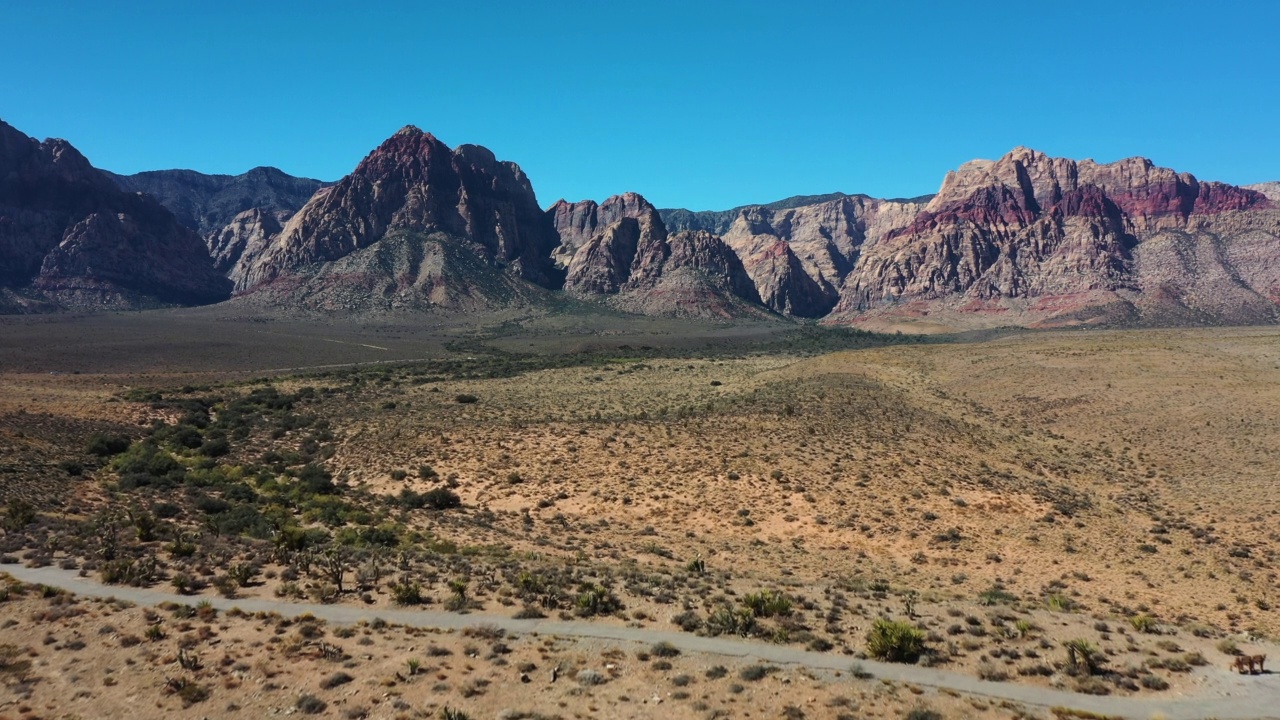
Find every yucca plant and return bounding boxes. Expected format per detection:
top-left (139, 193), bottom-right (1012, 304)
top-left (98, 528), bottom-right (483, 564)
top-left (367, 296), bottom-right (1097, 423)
top-left (865, 619), bottom-right (926, 663)
top-left (1063, 638), bottom-right (1104, 675)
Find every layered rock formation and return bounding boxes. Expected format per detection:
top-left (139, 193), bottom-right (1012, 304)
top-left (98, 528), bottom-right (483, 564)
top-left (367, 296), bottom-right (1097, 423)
top-left (105, 166), bottom-right (325, 237)
top-left (0, 120), bottom-right (230, 311)
top-left (547, 192), bottom-right (656, 268)
top-left (660, 192), bottom-right (858, 236)
top-left (230, 126), bottom-right (561, 310)
top-left (716, 195), bottom-right (925, 316)
top-left (107, 166), bottom-right (325, 275)
top-left (554, 193), bottom-right (765, 317)
top-left (3, 115), bottom-right (1277, 327)
top-left (829, 147), bottom-right (1276, 327)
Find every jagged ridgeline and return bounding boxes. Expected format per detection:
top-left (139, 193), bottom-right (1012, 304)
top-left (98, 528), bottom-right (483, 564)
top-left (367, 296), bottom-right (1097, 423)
top-left (1, 118), bottom-right (1276, 326)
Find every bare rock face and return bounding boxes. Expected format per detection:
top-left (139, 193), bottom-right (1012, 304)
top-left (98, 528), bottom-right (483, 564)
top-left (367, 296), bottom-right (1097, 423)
top-left (829, 147), bottom-right (1275, 326)
top-left (718, 195), bottom-right (925, 316)
top-left (208, 208), bottom-right (286, 274)
top-left (0, 120), bottom-right (230, 311)
top-left (548, 192), bottom-right (655, 268)
top-left (560, 193), bottom-right (763, 317)
top-left (106, 166), bottom-right (325, 238)
top-left (234, 126), bottom-right (559, 297)
top-left (230, 231), bottom-right (550, 314)
top-left (1246, 182), bottom-right (1280, 203)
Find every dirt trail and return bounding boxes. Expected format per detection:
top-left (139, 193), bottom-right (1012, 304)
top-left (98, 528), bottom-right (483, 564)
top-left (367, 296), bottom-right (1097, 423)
top-left (4, 564), bottom-right (1278, 720)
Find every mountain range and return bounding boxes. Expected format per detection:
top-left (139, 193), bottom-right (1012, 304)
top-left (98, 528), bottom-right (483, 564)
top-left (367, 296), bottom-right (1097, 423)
top-left (1, 117), bottom-right (1276, 329)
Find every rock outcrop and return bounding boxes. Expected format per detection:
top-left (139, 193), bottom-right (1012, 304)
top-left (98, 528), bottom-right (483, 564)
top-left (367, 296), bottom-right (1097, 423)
top-left (828, 147), bottom-right (1276, 327)
top-left (4, 118), bottom-right (1278, 327)
top-left (0, 120), bottom-right (230, 311)
top-left (105, 166), bottom-right (325, 238)
top-left (717, 195), bottom-right (925, 316)
top-left (231, 126), bottom-right (561, 310)
top-left (208, 208), bottom-right (286, 274)
top-left (559, 193), bottom-right (765, 317)
top-left (660, 192), bottom-right (860, 235)
top-left (548, 192), bottom-right (656, 268)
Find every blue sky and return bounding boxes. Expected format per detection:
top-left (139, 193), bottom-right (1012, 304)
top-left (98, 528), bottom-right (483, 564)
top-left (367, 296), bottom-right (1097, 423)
top-left (2, 0), bottom-right (1276, 210)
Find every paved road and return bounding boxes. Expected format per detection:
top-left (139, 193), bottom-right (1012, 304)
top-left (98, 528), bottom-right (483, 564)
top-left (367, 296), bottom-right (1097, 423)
top-left (4, 564), bottom-right (1277, 719)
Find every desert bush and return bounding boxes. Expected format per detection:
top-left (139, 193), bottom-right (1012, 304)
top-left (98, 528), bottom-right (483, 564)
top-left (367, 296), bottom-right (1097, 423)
top-left (390, 582), bottom-right (424, 605)
top-left (574, 583), bottom-right (621, 617)
top-left (978, 584), bottom-right (1017, 605)
top-left (739, 664), bottom-right (776, 681)
top-left (297, 694), bottom-right (327, 714)
top-left (1129, 614), bottom-right (1157, 633)
top-left (650, 641), bottom-right (680, 658)
top-left (742, 589), bottom-right (792, 618)
top-left (514, 605), bottom-right (546, 619)
top-left (2, 500), bottom-right (36, 531)
top-left (976, 662), bottom-right (1009, 681)
top-left (455, 394), bottom-right (479, 404)
top-left (320, 671), bottom-right (354, 690)
top-left (705, 605), bottom-right (755, 637)
top-left (409, 488), bottom-right (461, 511)
top-left (1140, 673), bottom-right (1169, 690)
top-left (87, 433), bottom-right (131, 457)
top-left (865, 619), bottom-right (926, 663)
top-left (164, 676), bottom-right (210, 707)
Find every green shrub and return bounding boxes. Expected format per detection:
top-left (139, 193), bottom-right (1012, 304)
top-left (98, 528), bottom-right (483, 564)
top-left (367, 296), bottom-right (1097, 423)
top-left (1063, 638), bottom-right (1105, 675)
top-left (2, 500), bottom-right (36, 531)
top-left (707, 605), bottom-right (756, 637)
top-left (1129, 614), bottom-right (1157, 633)
top-left (865, 619), bottom-right (926, 663)
top-left (87, 433), bottom-right (131, 457)
top-left (574, 583), bottom-right (621, 617)
top-left (742, 590), bottom-right (792, 618)
top-left (422, 488), bottom-right (461, 510)
top-left (390, 582), bottom-right (424, 606)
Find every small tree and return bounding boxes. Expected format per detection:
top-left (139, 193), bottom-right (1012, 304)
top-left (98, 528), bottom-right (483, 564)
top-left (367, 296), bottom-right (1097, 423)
top-left (2, 499), bottom-right (36, 531)
top-left (320, 549), bottom-right (346, 594)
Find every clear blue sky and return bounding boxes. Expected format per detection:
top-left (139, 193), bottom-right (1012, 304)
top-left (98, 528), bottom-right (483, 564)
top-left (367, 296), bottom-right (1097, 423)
top-left (2, 0), bottom-right (1276, 211)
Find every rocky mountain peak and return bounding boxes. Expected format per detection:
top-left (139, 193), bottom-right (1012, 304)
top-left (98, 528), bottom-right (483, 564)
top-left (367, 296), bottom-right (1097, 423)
top-left (930, 147), bottom-right (1268, 224)
top-left (40, 138), bottom-right (96, 174)
top-left (0, 119), bottom-right (230, 310)
top-left (549, 192), bottom-right (661, 268)
top-left (232, 127), bottom-right (559, 295)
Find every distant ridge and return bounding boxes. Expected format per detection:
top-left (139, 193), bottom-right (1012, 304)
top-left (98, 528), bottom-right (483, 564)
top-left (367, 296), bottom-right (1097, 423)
top-left (1, 118), bottom-right (1277, 328)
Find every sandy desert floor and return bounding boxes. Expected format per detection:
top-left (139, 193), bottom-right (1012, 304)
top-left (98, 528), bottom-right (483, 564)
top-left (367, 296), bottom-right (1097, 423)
top-left (2, 322), bottom-right (1279, 718)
